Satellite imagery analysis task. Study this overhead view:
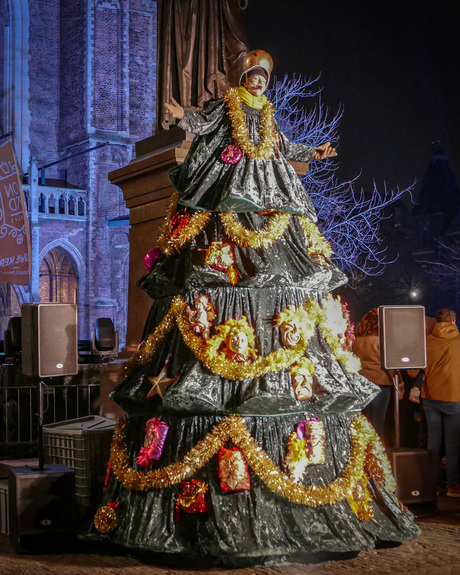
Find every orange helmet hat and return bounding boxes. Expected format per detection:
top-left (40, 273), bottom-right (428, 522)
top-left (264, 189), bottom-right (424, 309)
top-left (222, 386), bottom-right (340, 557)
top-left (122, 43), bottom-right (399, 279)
top-left (239, 50), bottom-right (274, 86)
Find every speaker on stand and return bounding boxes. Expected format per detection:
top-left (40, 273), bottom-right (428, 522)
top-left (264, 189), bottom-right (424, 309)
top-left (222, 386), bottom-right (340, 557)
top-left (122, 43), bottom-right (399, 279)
top-left (7, 303), bottom-right (79, 552)
top-left (21, 303), bottom-right (78, 378)
top-left (378, 305), bottom-right (436, 516)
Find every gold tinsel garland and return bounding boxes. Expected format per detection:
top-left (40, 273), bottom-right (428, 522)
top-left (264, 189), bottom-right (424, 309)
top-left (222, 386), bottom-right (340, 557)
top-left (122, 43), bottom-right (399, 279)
top-left (298, 217), bottom-right (333, 259)
top-left (224, 88), bottom-right (277, 161)
top-left (177, 301), bottom-right (314, 380)
top-left (313, 296), bottom-right (361, 374)
top-left (154, 194), bottom-right (334, 259)
top-left (126, 296), bottom-right (318, 379)
top-left (127, 295), bottom-right (361, 378)
top-left (109, 413), bottom-right (395, 507)
top-left (220, 211), bottom-right (291, 248)
top-left (156, 192), bottom-right (211, 255)
top-left (362, 415), bottom-right (396, 493)
top-left (125, 296), bottom-right (185, 374)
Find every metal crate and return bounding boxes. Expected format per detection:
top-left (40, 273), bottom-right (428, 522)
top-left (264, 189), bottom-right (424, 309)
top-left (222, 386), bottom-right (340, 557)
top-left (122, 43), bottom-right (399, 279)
top-left (0, 479), bottom-right (8, 534)
top-left (43, 416), bottom-right (115, 509)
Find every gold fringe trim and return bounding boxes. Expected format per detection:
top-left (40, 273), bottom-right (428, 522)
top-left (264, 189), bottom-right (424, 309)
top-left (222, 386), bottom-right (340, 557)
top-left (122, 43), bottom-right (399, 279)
top-left (127, 296), bottom-right (316, 380)
top-left (220, 211), bottom-right (291, 248)
top-left (156, 192), bottom-right (211, 255)
top-left (298, 216), bottom-right (333, 260)
top-left (125, 297), bottom-right (184, 374)
top-left (110, 414), bottom-right (395, 508)
top-left (155, 196), bottom-right (333, 258)
top-left (127, 295), bottom-right (361, 377)
top-left (224, 87), bottom-right (277, 161)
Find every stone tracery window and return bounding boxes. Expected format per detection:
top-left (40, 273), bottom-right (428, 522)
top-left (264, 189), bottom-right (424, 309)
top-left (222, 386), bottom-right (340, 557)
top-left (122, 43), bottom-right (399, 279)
top-left (78, 197), bottom-right (85, 216)
top-left (59, 194), bottom-right (66, 214)
top-left (68, 195), bottom-right (76, 215)
top-left (39, 193), bottom-right (46, 213)
top-left (39, 247), bottom-right (78, 304)
top-left (48, 194), bottom-right (55, 214)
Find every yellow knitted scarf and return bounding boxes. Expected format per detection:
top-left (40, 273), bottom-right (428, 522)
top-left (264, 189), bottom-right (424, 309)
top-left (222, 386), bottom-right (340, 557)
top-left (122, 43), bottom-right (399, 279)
top-left (237, 86), bottom-right (268, 110)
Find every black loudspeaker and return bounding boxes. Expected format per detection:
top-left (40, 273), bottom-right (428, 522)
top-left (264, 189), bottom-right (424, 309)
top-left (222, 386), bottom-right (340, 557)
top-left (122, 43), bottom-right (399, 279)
top-left (379, 305), bottom-right (427, 369)
top-left (21, 303), bottom-right (78, 377)
top-left (8, 464), bottom-right (75, 553)
top-left (389, 449), bottom-right (437, 516)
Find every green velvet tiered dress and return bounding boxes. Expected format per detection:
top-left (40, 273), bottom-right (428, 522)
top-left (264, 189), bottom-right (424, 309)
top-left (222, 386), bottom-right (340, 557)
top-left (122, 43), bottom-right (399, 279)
top-left (88, 95), bottom-right (420, 566)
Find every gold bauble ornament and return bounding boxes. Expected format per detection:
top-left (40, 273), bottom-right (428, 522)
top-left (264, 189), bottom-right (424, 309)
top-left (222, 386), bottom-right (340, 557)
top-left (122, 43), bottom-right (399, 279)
top-left (94, 505), bottom-right (118, 534)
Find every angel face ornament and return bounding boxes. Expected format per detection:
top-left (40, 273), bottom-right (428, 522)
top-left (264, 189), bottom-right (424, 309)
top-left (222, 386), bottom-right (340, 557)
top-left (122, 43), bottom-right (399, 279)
top-left (274, 305), bottom-right (310, 349)
top-left (290, 357), bottom-right (316, 401)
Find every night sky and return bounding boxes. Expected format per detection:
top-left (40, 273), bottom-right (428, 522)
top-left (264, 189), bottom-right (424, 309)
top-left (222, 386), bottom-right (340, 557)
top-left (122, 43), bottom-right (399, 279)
top-left (242, 1), bottom-right (460, 197)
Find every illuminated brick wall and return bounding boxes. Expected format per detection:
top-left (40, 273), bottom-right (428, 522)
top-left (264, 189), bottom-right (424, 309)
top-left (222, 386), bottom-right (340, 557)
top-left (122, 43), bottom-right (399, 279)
top-left (0, 0), bottom-right (157, 344)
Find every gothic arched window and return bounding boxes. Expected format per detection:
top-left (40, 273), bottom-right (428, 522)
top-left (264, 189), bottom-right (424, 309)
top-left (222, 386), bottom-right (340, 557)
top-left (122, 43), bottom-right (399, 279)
top-left (78, 197), bottom-right (85, 216)
top-left (39, 193), bottom-right (46, 213)
top-left (39, 247), bottom-right (79, 304)
top-left (48, 194), bottom-right (55, 214)
top-left (58, 194), bottom-right (66, 214)
top-left (68, 196), bottom-right (75, 216)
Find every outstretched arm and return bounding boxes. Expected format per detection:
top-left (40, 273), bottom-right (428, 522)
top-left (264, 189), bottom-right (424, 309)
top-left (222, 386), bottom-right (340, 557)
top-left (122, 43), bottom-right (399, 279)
top-left (277, 130), bottom-right (337, 163)
top-left (165, 98), bottom-right (227, 136)
top-left (312, 142), bottom-right (337, 160)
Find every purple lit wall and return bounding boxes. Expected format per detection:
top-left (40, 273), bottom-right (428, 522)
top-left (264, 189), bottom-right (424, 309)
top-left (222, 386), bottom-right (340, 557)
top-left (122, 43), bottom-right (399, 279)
top-left (0, 0), bottom-right (158, 346)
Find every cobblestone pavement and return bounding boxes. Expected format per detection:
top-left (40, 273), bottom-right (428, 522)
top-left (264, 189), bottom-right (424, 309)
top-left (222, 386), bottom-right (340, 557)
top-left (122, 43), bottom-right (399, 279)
top-left (1, 499), bottom-right (460, 575)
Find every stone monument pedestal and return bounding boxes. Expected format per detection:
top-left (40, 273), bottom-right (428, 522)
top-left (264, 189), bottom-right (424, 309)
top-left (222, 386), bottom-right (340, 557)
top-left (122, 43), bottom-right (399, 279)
top-left (108, 128), bottom-right (192, 354)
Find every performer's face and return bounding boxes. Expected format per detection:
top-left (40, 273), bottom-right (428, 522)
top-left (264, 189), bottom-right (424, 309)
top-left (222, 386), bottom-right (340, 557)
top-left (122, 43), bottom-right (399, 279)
top-left (244, 73), bottom-right (267, 97)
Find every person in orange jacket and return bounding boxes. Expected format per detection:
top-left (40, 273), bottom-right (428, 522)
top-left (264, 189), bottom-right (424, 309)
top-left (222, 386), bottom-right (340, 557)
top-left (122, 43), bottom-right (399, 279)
top-left (422, 308), bottom-right (460, 497)
top-left (352, 307), bottom-right (394, 444)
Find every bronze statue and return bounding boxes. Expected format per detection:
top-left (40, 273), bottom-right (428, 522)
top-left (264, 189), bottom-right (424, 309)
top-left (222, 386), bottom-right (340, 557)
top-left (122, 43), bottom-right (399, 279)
top-left (157, 0), bottom-right (249, 130)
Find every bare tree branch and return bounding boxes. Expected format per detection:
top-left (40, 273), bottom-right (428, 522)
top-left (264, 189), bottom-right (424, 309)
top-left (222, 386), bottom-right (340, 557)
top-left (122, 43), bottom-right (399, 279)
top-left (269, 75), bottom-right (414, 279)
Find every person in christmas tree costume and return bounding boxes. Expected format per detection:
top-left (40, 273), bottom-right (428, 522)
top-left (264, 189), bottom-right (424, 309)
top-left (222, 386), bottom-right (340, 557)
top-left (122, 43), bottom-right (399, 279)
top-left (90, 50), bottom-right (419, 565)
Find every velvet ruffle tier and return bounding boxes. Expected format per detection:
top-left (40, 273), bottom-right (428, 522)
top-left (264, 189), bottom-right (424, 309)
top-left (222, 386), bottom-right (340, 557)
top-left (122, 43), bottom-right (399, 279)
top-left (89, 411), bottom-right (419, 566)
top-left (86, 209), bottom-right (420, 564)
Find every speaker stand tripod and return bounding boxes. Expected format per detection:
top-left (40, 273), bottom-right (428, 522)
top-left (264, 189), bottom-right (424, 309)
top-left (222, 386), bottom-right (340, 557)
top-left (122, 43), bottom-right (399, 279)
top-left (8, 380), bottom-right (77, 552)
top-left (389, 370), bottom-right (437, 516)
top-left (392, 370), bottom-right (401, 450)
top-left (28, 380), bottom-right (47, 472)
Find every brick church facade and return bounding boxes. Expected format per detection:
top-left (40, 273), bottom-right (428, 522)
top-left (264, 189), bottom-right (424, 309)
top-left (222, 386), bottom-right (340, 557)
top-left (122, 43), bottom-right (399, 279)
top-left (0, 0), bottom-right (158, 346)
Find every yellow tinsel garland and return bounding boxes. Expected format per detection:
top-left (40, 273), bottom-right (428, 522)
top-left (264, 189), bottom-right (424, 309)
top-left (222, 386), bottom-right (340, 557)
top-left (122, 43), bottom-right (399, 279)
top-left (109, 413), bottom-right (395, 507)
top-left (298, 216), bottom-right (333, 260)
top-left (176, 299), bottom-right (315, 380)
top-left (224, 87), bottom-right (277, 161)
top-left (125, 296), bottom-right (185, 374)
top-left (127, 295), bottom-right (361, 378)
top-left (220, 211), bottom-right (291, 248)
top-left (154, 194), bottom-right (334, 259)
top-left (314, 295), bottom-right (361, 374)
top-left (156, 192), bottom-right (211, 255)
top-left (127, 296), bottom-right (318, 379)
